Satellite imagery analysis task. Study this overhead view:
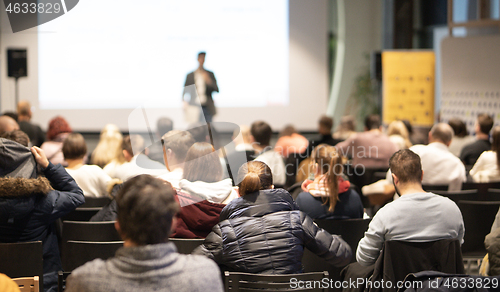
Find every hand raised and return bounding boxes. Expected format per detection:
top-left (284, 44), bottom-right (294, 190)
top-left (31, 146), bottom-right (49, 169)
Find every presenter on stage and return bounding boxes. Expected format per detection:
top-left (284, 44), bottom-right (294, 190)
top-left (183, 52), bottom-right (219, 123)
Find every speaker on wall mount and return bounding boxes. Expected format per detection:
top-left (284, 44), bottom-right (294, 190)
top-left (7, 49), bottom-right (27, 78)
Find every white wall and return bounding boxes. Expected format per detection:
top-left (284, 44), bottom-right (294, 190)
top-left (1, 0), bottom-right (329, 133)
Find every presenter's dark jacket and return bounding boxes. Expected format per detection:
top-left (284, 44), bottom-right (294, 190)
top-left (194, 188), bottom-right (352, 274)
top-left (183, 70), bottom-right (219, 116)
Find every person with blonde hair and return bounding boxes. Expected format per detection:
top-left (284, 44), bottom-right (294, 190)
top-left (387, 120), bottom-right (412, 150)
top-left (91, 124), bottom-right (124, 168)
top-left (195, 160), bottom-right (352, 273)
top-left (295, 144), bottom-right (363, 219)
top-left (470, 126), bottom-right (500, 182)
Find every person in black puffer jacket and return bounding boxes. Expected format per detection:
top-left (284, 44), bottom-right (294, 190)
top-left (194, 161), bottom-right (352, 274)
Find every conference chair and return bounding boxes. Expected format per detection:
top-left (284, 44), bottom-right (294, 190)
top-left (422, 184), bottom-right (449, 192)
top-left (63, 241), bottom-right (123, 271)
top-left (57, 271), bottom-right (71, 292)
top-left (80, 197), bottom-right (112, 208)
top-left (462, 182), bottom-right (500, 193)
top-left (432, 189), bottom-right (478, 203)
top-left (62, 207), bottom-right (102, 221)
top-left (0, 241), bottom-right (43, 292)
top-left (224, 271), bottom-right (329, 292)
top-left (457, 200), bottom-right (500, 273)
top-left (170, 238), bottom-right (205, 254)
top-left (13, 276), bottom-right (40, 292)
top-left (61, 221), bottom-right (121, 243)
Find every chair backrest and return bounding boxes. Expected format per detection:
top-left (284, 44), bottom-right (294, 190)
top-left (62, 207), bottom-right (102, 221)
top-left (0, 241), bottom-right (43, 292)
top-left (81, 197), bottom-right (112, 208)
top-left (13, 276), bottom-right (39, 292)
top-left (169, 238), bottom-right (205, 254)
top-left (370, 239), bottom-right (464, 292)
top-left (458, 200), bottom-right (500, 254)
top-left (433, 189), bottom-right (478, 203)
top-left (462, 182), bottom-right (500, 193)
top-left (313, 218), bottom-right (371, 257)
top-left (62, 221), bottom-right (121, 242)
top-left (224, 271), bottom-right (329, 292)
top-left (63, 241), bottom-right (123, 271)
top-left (57, 271), bottom-right (71, 292)
top-left (422, 184), bottom-right (450, 192)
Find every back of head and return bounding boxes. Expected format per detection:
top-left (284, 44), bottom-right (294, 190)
top-left (389, 149), bottom-right (423, 184)
top-left (187, 123), bottom-right (209, 143)
top-left (492, 126), bottom-right (500, 170)
top-left (0, 115), bottom-right (20, 135)
top-left (279, 125), bottom-right (297, 138)
top-left (312, 144), bottom-right (343, 211)
top-left (251, 121), bottom-right (272, 146)
top-left (319, 116), bottom-right (334, 134)
top-left (364, 114), bottom-right (381, 130)
top-left (477, 113), bottom-right (494, 134)
top-left (17, 100), bottom-right (31, 118)
top-left (162, 130), bottom-right (195, 163)
top-left (237, 161), bottom-right (273, 196)
top-left (122, 135), bottom-right (145, 157)
top-left (182, 142), bottom-right (222, 182)
top-left (232, 125), bottom-right (251, 145)
top-left (387, 120), bottom-right (410, 139)
top-left (62, 133), bottom-right (87, 160)
top-left (92, 124), bottom-right (124, 167)
top-left (430, 123), bottom-right (454, 145)
top-left (47, 116), bottom-right (72, 141)
top-left (0, 130), bottom-right (30, 147)
top-left (116, 175), bottom-right (179, 245)
top-left (340, 115), bottom-right (356, 132)
top-left (157, 117), bottom-right (173, 137)
top-left (448, 118), bottom-right (467, 138)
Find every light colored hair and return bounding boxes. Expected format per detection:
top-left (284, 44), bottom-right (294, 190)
top-left (387, 120), bottom-right (412, 149)
top-left (91, 124), bottom-right (125, 168)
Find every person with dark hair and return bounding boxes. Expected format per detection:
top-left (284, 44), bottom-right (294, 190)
top-left (335, 114), bottom-right (398, 169)
top-left (295, 144), bottom-right (363, 219)
top-left (0, 115), bottom-right (19, 135)
top-left (183, 52), bottom-right (219, 123)
top-left (448, 118), bottom-right (475, 157)
top-left (17, 100), bottom-right (45, 147)
top-left (0, 130), bottom-right (30, 147)
top-left (195, 161), bottom-right (352, 273)
top-left (40, 116), bottom-right (72, 166)
top-left (333, 115), bottom-right (356, 141)
top-left (307, 115), bottom-right (342, 156)
top-left (0, 139), bottom-right (84, 292)
top-left (147, 117), bottom-right (174, 164)
top-left (470, 126), bottom-right (500, 182)
top-left (274, 124), bottom-right (309, 157)
top-left (460, 113), bottom-right (495, 165)
top-left (65, 175), bottom-right (223, 292)
top-left (356, 149), bottom-right (464, 266)
top-left (158, 130), bottom-right (195, 188)
top-left (250, 121), bottom-right (286, 186)
top-left (63, 133), bottom-right (118, 197)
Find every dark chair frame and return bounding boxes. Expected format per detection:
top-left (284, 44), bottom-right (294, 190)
top-left (224, 271), bottom-right (329, 292)
top-left (169, 238), bottom-right (205, 254)
top-left (63, 240), bottom-right (123, 271)
top-left (0, 241), bottom-right (44, 292)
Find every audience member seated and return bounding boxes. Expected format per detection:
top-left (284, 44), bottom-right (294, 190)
top-left (157, 130), bottom-right (195, 188)
top-left (274, 124), bottom-right (308, 157)
top-left (295, 144), bottom-right (363, 219)
top-left (307, 115), bottom-right (342, 156)
top-left (485, 225), bottom-right (500, 276)
top-left (65, 175), bottom-right (223, 292)
top-left (470, 126), bottom-right (500, 183)
top-left (194, 161), bottom-right (352, 273)
top-left (0, 115), bottom-right (19, 135)
top-left (147, 117), bottom-right (173, 164)
top-left (17, 100), bottom-right (45, 147)
top-left (41, 116), bottom-right (72, 166)
top-left (91, 124), bottom-right (124, 169)
top-left (224, 125), bottom-right (256, 183)
top-left (1, 111), bottom-right (18, 123)
top-left (178, 142), bottom-right (238, 205)
top-left (108, 135), bottom-right (167, 181)
top-left (0, 137), bottom-right (84, 292)
top-left (63, 133), bottom-right (120, 197)
top-left (0, 130), bottom-right (30, 147)
top-left (448, 118), bottom-right (475, 157)
top-left (387, 120), bottom-right (412, 150)
top-left (250, 121), bottom-right (286, 186)
top-left (333, 115), bottom-right (356, 141)
top-left (356, 149), bottom-right (464, 266)
top-left (336, 114), bottom-right (398, 169)
top-left (460, 113), bottom-right (494, 166)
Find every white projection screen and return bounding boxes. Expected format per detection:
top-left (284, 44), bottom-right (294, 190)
top-left (1, 0), bottom-right (328, 132)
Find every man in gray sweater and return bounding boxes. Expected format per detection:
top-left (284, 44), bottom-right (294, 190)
top-left (65, 175), bottom-right (224, 292)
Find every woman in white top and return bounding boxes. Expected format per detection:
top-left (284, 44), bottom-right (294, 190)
top-left (470, 126), bottom-right (500, 183)
top-left (63, 133), bottom-right (118, 197)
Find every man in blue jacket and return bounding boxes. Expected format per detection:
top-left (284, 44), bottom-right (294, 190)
top-left (0, 137), bottom-right (85, 292)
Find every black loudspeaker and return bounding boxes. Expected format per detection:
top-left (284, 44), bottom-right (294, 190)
top-left (370, 51), bottom-right (382, 82)
top-left (7, 49), bottom-right (27, 78)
